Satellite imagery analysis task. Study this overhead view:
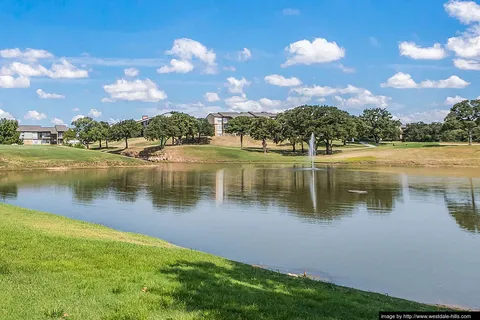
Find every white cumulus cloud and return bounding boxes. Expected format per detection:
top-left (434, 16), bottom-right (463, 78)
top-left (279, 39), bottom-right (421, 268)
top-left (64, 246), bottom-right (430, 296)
top-left (225, 77), bottom-right (251, 94)
top-left (291, 85), bottom-right (344, 97)
top-left (394, 109), bottom-right (450, 124)
top-left (446, 25), bottom-right (480, 59)
top-left (36, 89), bottom-right (65, 99)
top-left (0, 60), bottom-right (88, 79)
top-left (50, 118), bottom-right (65, 125)
top-left (103, 78), bottom-right (167, 102)
top-left (223, 66), bottom-right (236, 72)
top-left (338, 64), bottom-right (356, 73)
top-left (71, 115), bottom-right (85, 122)
top-left (48, 59), bottom-right (89, 78)
top-left (24, 110), bottom-right (47, 121)
top-left (264, 74), bottom-right (302, 87)
top-left (88, 109), bottom-right (102, 118)
top-left (334, 90), bottom-right (391, 108)
top-left (0, 75), bottom-right (30, 88)
top-left (158, 38), bottom-right (217, 74)
top-left (399, 42), bottom-right (447, 59)
top-left (453, 58), bottom-right (480, 70)
top-left (157, 59), bottom-right (194, 74)
top-left (72, 107), bottom-right (80, 112)
top-left (381, 72), bottom-right (470, 88)
top-left (204, 92), bottom-right (220, 102)
top-left (282, 38), bottom-right (345, 67)
top-left (444, 0), bottom-right (480, 24)
top-left (0, 108), bottom-right (15, 120)
top-left (0, 48), bottom-right (53, 61)
top-left (124, 68), bottom-right (139, 77)
top-left (238, 48), bottom-right (252, 61)
top-left (445, 95), bottom-right (467, 105)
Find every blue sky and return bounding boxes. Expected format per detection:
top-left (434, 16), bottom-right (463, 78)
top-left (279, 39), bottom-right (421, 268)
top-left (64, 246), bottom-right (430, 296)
top-left (0, 0), bottom-right (479, 126)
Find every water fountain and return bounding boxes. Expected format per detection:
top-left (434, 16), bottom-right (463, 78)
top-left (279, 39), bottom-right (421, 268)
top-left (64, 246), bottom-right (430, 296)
top-left (308, 133), bottom-right (316, 170)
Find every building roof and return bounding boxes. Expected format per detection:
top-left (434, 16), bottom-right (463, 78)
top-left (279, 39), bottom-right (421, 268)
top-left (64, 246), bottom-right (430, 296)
top-left (17, 125), bottom-right (68, 133)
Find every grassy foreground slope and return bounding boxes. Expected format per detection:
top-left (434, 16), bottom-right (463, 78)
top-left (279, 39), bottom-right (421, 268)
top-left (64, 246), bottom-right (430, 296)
top-left (0, 203), bottom-right (443, 320)
top-left (0, 145), bottom-right (147, 170)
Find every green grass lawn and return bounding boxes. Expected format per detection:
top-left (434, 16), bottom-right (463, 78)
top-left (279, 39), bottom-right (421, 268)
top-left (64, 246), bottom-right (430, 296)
top-left (0, 203), bottom-right (446, 320)
top-left (0, 145), bottom-right (147, 169)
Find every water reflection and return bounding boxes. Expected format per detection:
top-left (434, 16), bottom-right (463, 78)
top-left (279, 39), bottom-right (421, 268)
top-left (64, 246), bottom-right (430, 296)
top-left (2, 166), bottom-right (479, 233)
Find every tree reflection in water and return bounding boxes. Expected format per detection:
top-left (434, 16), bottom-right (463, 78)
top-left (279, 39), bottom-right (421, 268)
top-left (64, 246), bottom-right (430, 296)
top-left (1, 166), bottom-right (479, 233)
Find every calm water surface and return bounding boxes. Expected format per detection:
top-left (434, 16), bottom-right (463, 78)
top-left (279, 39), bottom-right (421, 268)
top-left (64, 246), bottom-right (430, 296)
top-left (1, 164), bottom-right (479, 308)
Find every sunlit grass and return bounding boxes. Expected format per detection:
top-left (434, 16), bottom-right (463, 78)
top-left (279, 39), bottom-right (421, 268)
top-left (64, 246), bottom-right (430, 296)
top-left (0, 145), bottom-right (146, 169)
top-left (0, 203), bottom-right (445, 319)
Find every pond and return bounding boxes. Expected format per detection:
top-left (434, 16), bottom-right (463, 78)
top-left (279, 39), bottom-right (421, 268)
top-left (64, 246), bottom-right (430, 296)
top-left (1, 164), bottom-right (479, 308)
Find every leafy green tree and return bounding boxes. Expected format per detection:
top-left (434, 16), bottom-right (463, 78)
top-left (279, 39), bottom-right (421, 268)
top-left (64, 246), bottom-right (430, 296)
top-left (359, 108), bottom-right (401, 143)
top-left (249, 117), bottom-right (276, 153)
top-left (444, 99), bottom-right (480, 145)
top-left (144, 115), bottom-right (173, 149)
top-left (340, 115), bottom-right (358, 145)
top-left (62, 128), bottom-right (77, 145)
top-left (225, 116), bottom-right (252, 149)
top-left (442, 129), bottom-right (468, 142)
top-left (97, 121), bottom-right (111, 148)
top-left (310, 106), bottom-right (352, 155)
top-left (196, 118), bottom-right (214, 143)
top-left (275, 109), bottom-right (305, 152)
top-left (169, 112), bottom-right (198, 144)
top-left (71, 117), bottom-right (99, 149)
top-left (0, 118), bottom-right (21, 145)
top-left (404, 122), bottom-right (443, 142)
top-left (110, 119), bottom-right (142, 149)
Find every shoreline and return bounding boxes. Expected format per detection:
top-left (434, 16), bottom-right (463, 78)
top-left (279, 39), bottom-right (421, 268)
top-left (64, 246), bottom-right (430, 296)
top-left (0, 203), bottom-right (462, 318)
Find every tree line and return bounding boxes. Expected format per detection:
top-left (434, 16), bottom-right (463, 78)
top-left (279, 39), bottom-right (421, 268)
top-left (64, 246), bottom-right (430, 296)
top-left (0, 99), bottom-right (479, 151)
top-left (225, 100), bottom-right (480, 153)
top-left (66, 112), bottom-right (214, 149)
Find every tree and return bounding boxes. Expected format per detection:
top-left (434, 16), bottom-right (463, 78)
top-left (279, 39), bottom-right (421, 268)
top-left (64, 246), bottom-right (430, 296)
top-left (71, 117), bottom-right (99, 149)
top-left (310, 106), bottom-right (352, 155)
top-left (249, 117), bottom-right (276, 153)
top-left (169, 112), bottom-right (198, 145)
top-left (0, 119), bottom-right (21, 145)
top-left (110, 119), bottom-right (142, 149)
top-left (444, 99), bottom-right (480, 145)
top-left (97, 121), bottom-right (111, 148)
top-left (62, 129), bottom-right (77, 145)
top-left (144, 115), bottom-right (173, 149)
top-left (359, 108), bottom-right (401, 143)
top-left (196, 118), bottom-right (214, 143)
top-left (275, 109), bottom-right (306, 153)
top-left (404, 122), bottom-right (443, 142)
top-left (225, 116), bottom-right (252, 149)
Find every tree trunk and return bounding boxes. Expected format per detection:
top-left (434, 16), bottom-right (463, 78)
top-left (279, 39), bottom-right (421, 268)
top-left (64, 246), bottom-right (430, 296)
top-left (99, 139), bottom-right (102, 149)
top-left (301, 141), bottom-right (304, 153)
top-left (292, 142), bottom-right (296, 153)
top-left (240, 134), bottom-right (244, 149)
top-left (106, 140), bottom-right (109, 148)
top-left (125, 137), bottom-right (128, 149)
top-left (172, 136), bottom-right (175, 146)
top-left (343, 140), bottom-right (346, 146)
top-left (86, 144), bottom-right (90, 149)
top-left (469, 130), bottom-right (472, 145)
top-left (325, 140), bottom-right (333, 155)
top-left (262, 139), bottom-right (267, 154)
top-left (198, 132), bottom-right (201, 144)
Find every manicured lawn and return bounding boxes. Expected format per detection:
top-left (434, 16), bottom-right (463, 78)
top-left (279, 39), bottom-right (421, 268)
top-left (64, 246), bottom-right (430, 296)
top-left (0, 145), bottom-right (147, 169)
top-left (0, 203), bottom-right (445, 320)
